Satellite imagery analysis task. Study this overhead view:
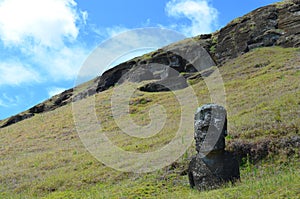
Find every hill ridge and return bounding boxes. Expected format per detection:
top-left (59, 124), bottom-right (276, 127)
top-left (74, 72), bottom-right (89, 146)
top-left (1, 0), bottom-right (300, 128)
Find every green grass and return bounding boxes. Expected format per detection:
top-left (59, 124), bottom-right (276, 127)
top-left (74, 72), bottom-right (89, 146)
top-left (1, 159), bottom-right (298, 198)
top-left (0, 47), bottom-right (299, 198)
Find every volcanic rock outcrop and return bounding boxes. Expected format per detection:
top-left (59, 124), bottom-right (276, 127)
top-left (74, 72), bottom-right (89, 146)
top-left (1, 0), bottom-right (299, 128)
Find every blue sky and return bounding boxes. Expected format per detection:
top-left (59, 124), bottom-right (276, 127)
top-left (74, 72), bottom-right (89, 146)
top-left (0, 0), bottom-right (280, 119)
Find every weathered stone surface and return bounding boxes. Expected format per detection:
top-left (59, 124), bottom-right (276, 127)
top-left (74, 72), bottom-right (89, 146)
top-left (139, 75), bottom-right (188, 92)
top-left (96, 61), bottom-right (134, 92)
top-left (188, 151), bottom-right (240, 191)
top-left (194, 104), bottom-right (227, 153)
top-left (211, 1), bottom-right (300, 64)
top-left (73, 88), bottom-right (96, 102)
top-left (121, 66), bottom-right (155, 83)
top-left (29, 103), bottom-right (45, 114)
top-left (188, 104), bottom-right (240, 191)
top-left (160, 65), bottom-right (180, 79)
top-left (188, 154), bottom-right (221, 190)
top-left (53, 89), bottom-right (73, 106)
top-left (0, 113), bottom-right (34, 128)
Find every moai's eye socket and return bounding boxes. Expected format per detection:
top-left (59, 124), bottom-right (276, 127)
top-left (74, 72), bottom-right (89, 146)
top-left (200, 110), bottom-right (205, 120)
top-left (200, 125), bottom-right (209, 132)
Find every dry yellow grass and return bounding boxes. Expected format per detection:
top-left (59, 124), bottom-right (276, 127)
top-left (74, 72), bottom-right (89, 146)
top-left (0, 47), bottom-right (299, 198)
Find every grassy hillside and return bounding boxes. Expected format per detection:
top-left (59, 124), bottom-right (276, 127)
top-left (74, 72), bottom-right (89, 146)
top-left (0, 47), bottom-right (299, 198)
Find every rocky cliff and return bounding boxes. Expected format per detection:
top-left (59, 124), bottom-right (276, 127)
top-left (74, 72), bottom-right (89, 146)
top-left (211, 0), bottom-right (300, 64)
top-left (93, 0), bottom-right (300, 92)
top-left (1, 0), bottom-right (299, 128)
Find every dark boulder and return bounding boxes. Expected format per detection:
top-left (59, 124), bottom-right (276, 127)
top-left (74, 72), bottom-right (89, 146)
top-left (96, 62), bottom-right (134, 92)
top-left (139, 75), bottom-right (188, 92)
top-left (0, 113), bottom-right (34, 128)
top-left (29, 103), bottom-right (45, 114)
top-left (120, 66), bottom-right (154, 83)
top-left (188, 151), bottom-right (240, 191)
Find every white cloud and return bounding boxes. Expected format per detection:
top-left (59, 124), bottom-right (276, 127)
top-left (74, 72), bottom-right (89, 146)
top-left (105, 26), bottom-right (129, 38)
top-left (0, 61), bottom-right (40, 86)
top-left (0, 99), bottom-right (8, 107)
top-left (0, 0), bottom-right (90, 84)
top-left (165, 0), bottom-right (218, 36)
top-left (90, 25), bottom-right (129, 40)
top-left (80, 11), bottom-right (88, 25)
top-left (47, 87), bottom-right (67, 97)
top-left (0, 0), bottom-right (80, 48)
top-left (30, 44), bottom-right (89, 81)
top-left (0, 93), bottom-right (20, 107)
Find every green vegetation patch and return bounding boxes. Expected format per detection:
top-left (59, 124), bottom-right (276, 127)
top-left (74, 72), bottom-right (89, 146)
top-left (0, 47), bottom-right (299, 198)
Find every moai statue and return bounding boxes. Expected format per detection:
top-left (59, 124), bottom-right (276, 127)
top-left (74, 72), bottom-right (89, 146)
top-left (188, 104), bottom-right (240, 191)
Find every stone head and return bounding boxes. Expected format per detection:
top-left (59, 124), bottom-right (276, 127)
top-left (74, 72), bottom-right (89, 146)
top-left (194, 104), bottom-right (227, 153)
